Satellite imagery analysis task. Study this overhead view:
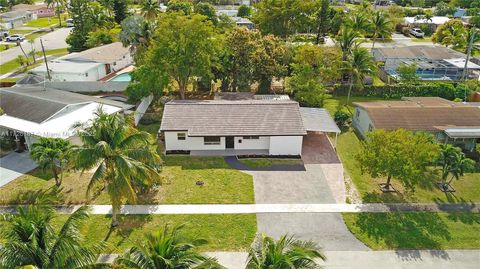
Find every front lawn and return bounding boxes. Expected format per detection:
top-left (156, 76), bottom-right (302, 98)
top-left (0, 58), bottom-right (21, 74)
top-left (238, 158), bottom-right (303, 168)
top-left (0, 156), bottom-right (254, 205)
top-left (25, 17), bottom-right (60, 28)
top-left (2, 214), bottom-right (257, 253)
top-left (336, 130), bottom-right (480, 203)
top-left (343, 212), bottom-right (480, 249)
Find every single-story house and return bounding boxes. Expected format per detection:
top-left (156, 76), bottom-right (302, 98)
top-left (31, 42), bottom-right (132, 82)
top-left (403, 16), bottom-right (451, 31)
top-left (159, 99), bottom-right (340, 156)
top-left (353, 97), bottom-right (480, 151)
top-left (11, 4), bottom-right (55, 18)
top-left (0, 87), bottom-right (133, 151)
top-left (231, 16), bottom-right (254, 30)
top-left (372, 46), bottom-right (480, 81)
top-left (0, 10), bottom-right (36, 30)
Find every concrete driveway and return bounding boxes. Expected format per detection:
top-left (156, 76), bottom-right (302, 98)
top-left (0, 152), bottom-right (37, 187)
top-left (231, 133), bottom-right (367, 251)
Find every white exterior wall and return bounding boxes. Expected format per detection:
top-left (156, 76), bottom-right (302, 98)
top-left (352, 107), bottom-right (374, 138)
top-left (111, 54), bottom-right (133, 72)
top-left (164, 131), bottom-right (225, 151)
top-left (33, 65), bottom-right (106, 82)
top-left (268, 136), bottom-right (303, 155)
top-left (234, 136), bottom-right (270, 150)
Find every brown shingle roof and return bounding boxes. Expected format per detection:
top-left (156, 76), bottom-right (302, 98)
top-left (354, 97), bottom-right (480, 132)
top-left (374, 46), bottom-right (465, 60)
top-left (160, 100), bottom-right (307, 136)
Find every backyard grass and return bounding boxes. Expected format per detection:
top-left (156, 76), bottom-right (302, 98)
top-left (336, 129), bottom-right (480, 203)
top-left (0, 156), bottom-right (254, 205)
top-left (1, 214), bottom-right (257, 253)
top-left (323, 96), bottom-right (387, 116)
top-left (239, 158), bottom-right (303, 168)
top-left (0, 58), bottom-right (21, 74)
top-left (137, 122), bottom-right (161, 135)
top-left (343, 212), bottom-right (480, 249)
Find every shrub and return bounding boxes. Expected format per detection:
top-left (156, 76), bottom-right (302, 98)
top-left (334, 110), bottom-right (350, 127)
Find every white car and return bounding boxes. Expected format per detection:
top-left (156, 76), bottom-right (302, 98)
top-left (6, 34), bottom-right (24, 42)
top-left (66, 19), bottom-right (74, 27)
top-left (410, 28), bottom-right (425, 38)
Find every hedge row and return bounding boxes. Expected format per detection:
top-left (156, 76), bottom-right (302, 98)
top-left (332, 82), bottom-right (470, 100)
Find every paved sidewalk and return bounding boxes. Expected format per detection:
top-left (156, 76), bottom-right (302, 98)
top-left (206, 250), bottom-right (480, 269)
top-left (0, 203), bottom-right (478, 214)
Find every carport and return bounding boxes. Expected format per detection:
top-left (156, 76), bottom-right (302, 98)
top-left (299, 107), bottom-right (341, 147)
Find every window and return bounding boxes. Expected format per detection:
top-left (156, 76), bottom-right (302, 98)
top-left (85, 72), bottom-right (89, 77)
top-left (204, 136), bottom-right (221, 145)
top-left (243, 136), bottom-right (259, 140)
top-left (355, 110), bottom-right (360, 118)
top-left (368, 124), bottom-right (374, 132)
top-left (177, 133), bottom-right (186, 140)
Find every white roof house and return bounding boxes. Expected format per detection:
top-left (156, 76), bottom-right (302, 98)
top-left (31, 42), bottom-right (132, 82)
top-left (0, 87), bottom-right (133, 150)
top-left (159, 99), bottom-right (339, 156)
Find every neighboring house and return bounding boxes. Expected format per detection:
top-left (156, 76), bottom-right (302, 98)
top-left (11, 4), bottom-right (55, 18)
top-left (0, 10), bottom-right (36, 30)
top-left (372, 46), bottom-right (480, 81)
top-left (31, 42), bottom-right (132, 82)
top-left (159, 98), bottom-right (340, 156)
top-left (403, 16), bottom-right (451, 32)
top-left (0, 87), bottom-right (133, 151)
top-left (231, 16), bottom-right (254, 30)
top-left (353, 97), bottom-right (480, 152)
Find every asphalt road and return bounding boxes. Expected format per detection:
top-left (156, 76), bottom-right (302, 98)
top-left (0, 28), bottom-right (71, 65)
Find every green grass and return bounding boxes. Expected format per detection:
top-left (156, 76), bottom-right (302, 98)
top-left (0, 77), bottom-right (19, 83)
top-left (343, 212), bottom-right (480, 249)
top-left (0, 156), bottom-right (254, 205)
top-left (239, 158), bottom-right (303, 168)
top-left (25, 31), bottom-right (48, 41)
top-left (8, 29), bottom-right (32, 35)
top-left (1, 214), bottom-right (257, 253)
top-left (372, 76), bottom-right (386, 86)
top-left (25, 17), bottom-right (60, 28)
top-left (0, 58), bottom-right (21, 75)
top-left (137, 122), bottom-right (161, 135)
top-left (35, 48), bottom-right (69, 57)
top-left (323, 96), bottom-right (386, 116)
top-left (336, 129), bottom-right (480, 203)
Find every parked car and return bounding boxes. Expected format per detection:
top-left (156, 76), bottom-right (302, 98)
top-left (409, 28), bottom-right (425, 38)
top-left (66, 19), bottom-right (74, 27)
top-left (6, 34), bottom-right (24, 42)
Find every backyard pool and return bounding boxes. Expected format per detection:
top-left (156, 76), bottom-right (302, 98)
top-left (109, 72), bottom-right (131, 82)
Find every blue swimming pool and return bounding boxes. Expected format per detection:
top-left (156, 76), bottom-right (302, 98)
top-left (110, 72), bottom-right (131, 82)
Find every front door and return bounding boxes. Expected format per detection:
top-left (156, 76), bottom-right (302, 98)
top-left (225, 136), bottom-right (234, 149)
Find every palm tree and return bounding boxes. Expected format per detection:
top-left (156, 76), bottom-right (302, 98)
top-left (74, 108), bottom-right (161, 227)
top-left (370, 11), bottom-right (392, 49)
top-left (336, 27), bottom-right (361, 62)
top-left (30, 137), bottom-right (72, 187)
top-left (346, 12), bottom-right (370, 36)
top-left (246, 234), bottom-right (326, 269)
top-left (0, 197), bottom-right (105, 269)
top-left (437, 144), bottom-right (475, 192)
top-left (141, 0), bottom-right (161, 21)
top-left (115, 224), bottom-right (222, 269)
top-left (342, 47), bottom-right (376, 108)
top-left (45, 0), bottom-right (66, 27)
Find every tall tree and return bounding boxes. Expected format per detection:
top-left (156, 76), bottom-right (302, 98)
top-left (66, 0), bottom-right (94, 51)
top-left (115, 224), bottom-right (222, 269)
top-left (136, 12), bottom-right (218, 99)
top-left (336, 27), bottom-right (361, 62)
top-left (113, 0), bottom-right (129, 24)
top-left (342, 47), bottom-right (376, 107)
top-left (166, 0), bottom-right (193, 14)
top-left (357, 129), bottom-right (440, 192)
top-left (0, 200), bottom-right (105, 269)
top-left (141, 0), bottom-right (161, 21)
top-left (315, 0), bottom-right (330, 44)
top-left (194, 2), bottom-right (218, 25)
top-left (437, 144), bottom-right (475, 191)
top-left (246, 234), bottom-right (326, 269)
top-left (432, 19), bottom-right (469, 50)
top-left (237, 4), bottom-right (252, 18)
top-left (370, 11), bottom-right (392, 49)
top-left (74, 109), bottom-right (161, 227)
top-left (119, 15), bottom-right (155, 59)
top-left (30, 137), bottom-right (72, 187)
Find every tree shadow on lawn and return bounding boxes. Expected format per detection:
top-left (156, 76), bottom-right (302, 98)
top-left (433, 197), bottom-right (480, 225)
top-left (104, 214), bottom-right (153, 250)
top-left (354, 212), bottom-right (451, 259)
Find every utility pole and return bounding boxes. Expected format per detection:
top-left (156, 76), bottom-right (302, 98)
top-left (40, 39), bottom-right (51, 81)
